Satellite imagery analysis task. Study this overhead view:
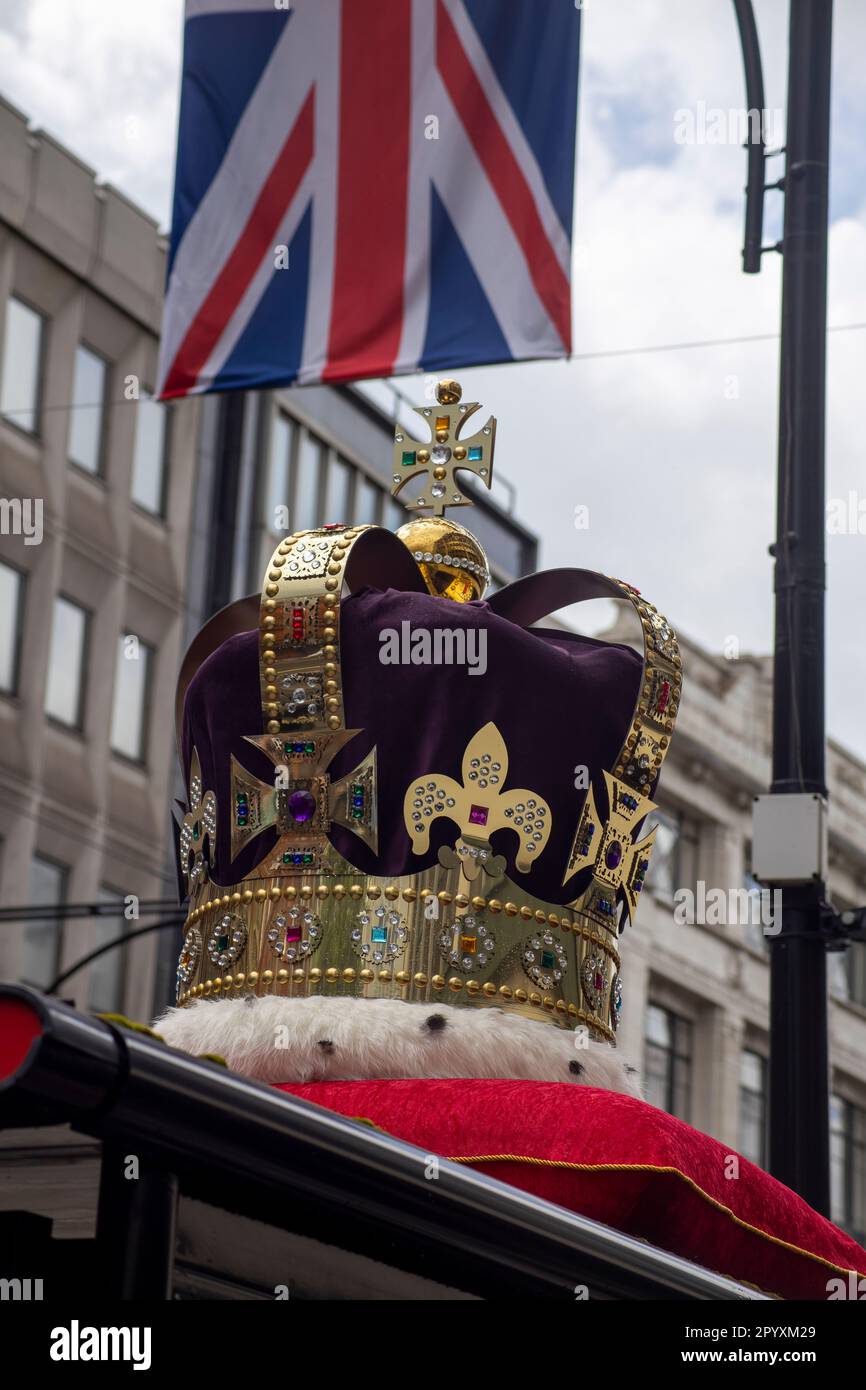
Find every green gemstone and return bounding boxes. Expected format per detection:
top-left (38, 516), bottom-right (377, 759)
top-left (215, 934), bottom-right (228, 953)
top-left (282, 853), bottom-right (291, 864)
top-left (351, 807), bottom-right (363, 819)
top-left (192, 826), bottom-right (200, 840)
top-left (402, 450), bottom-right (416, 467)
top-left (305, 742), bottom-right (314, 754)
top-left (352, 784), bottom-right (363, 796)
top-left (541, 949), bottom-right (556, 969)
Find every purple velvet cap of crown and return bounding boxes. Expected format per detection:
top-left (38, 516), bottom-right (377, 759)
top-left (181, 586), bottom-right (643, 904)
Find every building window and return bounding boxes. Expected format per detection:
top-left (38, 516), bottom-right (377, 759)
top-left (21, 854), bottom-right (68, 989)
top-left (739, 1049), bottom-right (767, 1167)
top-left (131, 392), bottom-right (168, 514)
top-left (644, 1002), bottom-right (692, 1121)
top-left (383, 496), bottom-right (408, 532)
top-left (295, 431), bottom-right (323, 531)
top-left (0, 561), bottom-right (25, 694)
top-left (45, 596), bottom-right (89, 728)
top-left (742, 846), bottom-right (771, 952)
top-left (87, 886), bottom-right (128, 1015)
top-left (849, 946), bottom-right (866, 1010)
top-left (264, 411), bottom-right (295, 535)
top-left (0, 296), bottom-right (44, 433)
top-left (644, 809), bottom-right (681, 900)
top-left (68, 344), bottom-right (108, 474)
top-left (323, 455), bottom-right (352, 524)
top-left (354, 475), bottom-right (382, 526)
top-left (831, 1094), bottom-right (866, 1244)
top-left (110, 635), bottom-right (152, 762)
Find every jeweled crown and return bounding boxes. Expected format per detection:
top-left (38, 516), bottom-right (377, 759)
top-left (173, 381), bottom-right (682, 1041)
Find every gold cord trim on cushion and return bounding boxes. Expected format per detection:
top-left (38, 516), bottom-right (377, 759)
top-left (447, 1155), bottom-right (863, 1282)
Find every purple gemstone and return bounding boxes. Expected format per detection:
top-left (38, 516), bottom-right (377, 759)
top-left (469, 804), bottom-right (489, 826)
top-left (287, 789), bottom-right (317, 824)
top-left (605, 841), bottom-right (623, 870)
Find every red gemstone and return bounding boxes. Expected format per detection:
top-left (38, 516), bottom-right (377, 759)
top-left (595, 972), bottom-right (604, 991)
top-left (657, 679), bottom-right (671, 713)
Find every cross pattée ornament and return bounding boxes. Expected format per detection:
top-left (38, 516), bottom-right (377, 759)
top-left (391, 379), bottom-right (496, 517)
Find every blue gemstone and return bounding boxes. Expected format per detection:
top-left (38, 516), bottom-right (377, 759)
top-left (371, 926), bottom-right (388, 943)
top-left (468, 446), bottom-right (483, 461)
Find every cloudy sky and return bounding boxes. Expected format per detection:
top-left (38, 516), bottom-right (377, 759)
top-left (2, 0), bottom-right (865, 759)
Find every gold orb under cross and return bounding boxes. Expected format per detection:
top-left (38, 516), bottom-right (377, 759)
top-left (397, 516), bottom-right (489, 604)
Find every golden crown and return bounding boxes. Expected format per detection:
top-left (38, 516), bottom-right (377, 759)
top-left (173, 382), bottom-right (682, 1042)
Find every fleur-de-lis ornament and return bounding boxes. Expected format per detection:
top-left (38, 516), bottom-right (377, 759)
top-left (404, 722), bottom-right (551, 881)
top-left (179, 749), bottom-right (217, 893)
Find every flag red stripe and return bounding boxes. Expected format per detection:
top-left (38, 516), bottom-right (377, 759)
top-left (322, 0), bottom-right (412, 382)
top-left (435, 0), bottom-right (571, 351)
top-left (161, 89), bottom-right (316, 398)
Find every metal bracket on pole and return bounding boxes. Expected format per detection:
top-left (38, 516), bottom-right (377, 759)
top-left (732, 0), bottom-right (773, 272)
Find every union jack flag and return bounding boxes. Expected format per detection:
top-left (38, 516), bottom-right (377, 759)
top-left (157, 0), bottom-right (580, 399)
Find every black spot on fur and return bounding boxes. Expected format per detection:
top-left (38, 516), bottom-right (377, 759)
top-left (318, 1039), bottom-right (334, 1053)
top-left (569, 1060), bottom-right (585, 1076)
top-left (425, 1013), bottom-right (448, 1032)
top-left (624, 1065), bottom-right (638, 1074)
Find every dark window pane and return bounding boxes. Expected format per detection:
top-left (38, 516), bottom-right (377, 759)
top-left (265, 412), bottom-right (294, 533)
top-left (0, 561), bottom-right (23, 693)
top-left (45, 596), bottom-right (88, 727)
top-left (22, 855), bottom-right (67, 988)
top-left (69, 345), bottom-right (107, 473)
top-left (383, 497), bottom-right (407, 531)
top-left (643, 1002), bottom-right (692, 1121)
top-left (110, 635), bottom-right (151, 761)
top-left (643, 1044), bottom-right (670, 1113)
top-left (324, 456), bottom-right (352, 524)
top-left (0, 297), bottom-right (43, 432)
top-left (739, 1050), bottom-right (767, 1167)
top-left (645, 1003), bottom-right (671, 1049)
top-left (131, 393), bottom-right (167, 514)
top-left (354, 476), bottom-right (381, 525)
top-left (645, 811), bottom-right (680, 898)
top-left (295, 433), bottom-right (322, 531)
top-left (87, 886), bottom-right (127, 1015)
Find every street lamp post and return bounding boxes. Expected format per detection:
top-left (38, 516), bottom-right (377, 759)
top-left (768, 0), bottom-right (834, 1215)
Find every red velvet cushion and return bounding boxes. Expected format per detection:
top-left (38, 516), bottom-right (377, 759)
top-left (275, 1078), bottom-right (866, 1300)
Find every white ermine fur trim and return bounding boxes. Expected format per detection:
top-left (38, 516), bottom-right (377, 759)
top-left (154, 996), bottom-right (642, 1096)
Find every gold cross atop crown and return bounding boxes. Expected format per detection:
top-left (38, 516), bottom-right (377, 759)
top-left (391, 379), bottom-right (496, 517)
